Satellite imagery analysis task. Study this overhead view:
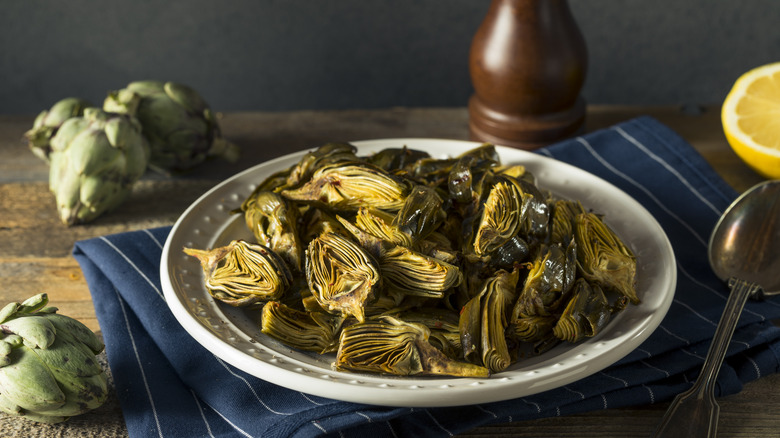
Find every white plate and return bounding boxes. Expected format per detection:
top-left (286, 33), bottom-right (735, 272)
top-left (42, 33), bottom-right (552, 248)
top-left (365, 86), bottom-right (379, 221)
top-left (160, 138), bottom-right (676, 407)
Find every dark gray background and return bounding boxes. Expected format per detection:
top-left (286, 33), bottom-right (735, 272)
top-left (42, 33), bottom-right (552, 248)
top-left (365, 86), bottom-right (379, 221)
top-left (2, 1), bottom-right (779, 115)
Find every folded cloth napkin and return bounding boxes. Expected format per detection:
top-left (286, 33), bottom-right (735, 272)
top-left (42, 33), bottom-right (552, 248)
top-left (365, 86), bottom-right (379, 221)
top-left (73, 116), bottom-right (780, 438)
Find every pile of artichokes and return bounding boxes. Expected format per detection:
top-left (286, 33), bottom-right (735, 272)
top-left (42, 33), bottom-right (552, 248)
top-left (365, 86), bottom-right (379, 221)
top-left (0, 294), bottom-right (108, 423)
top-left (25, 81), bottom-right (239, 226)
top-left (185, 143), bottom-right (638, 378)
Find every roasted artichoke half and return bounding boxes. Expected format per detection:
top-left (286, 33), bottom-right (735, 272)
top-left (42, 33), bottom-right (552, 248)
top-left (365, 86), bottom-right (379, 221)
top-left (575, 212), bottom-right (638, 303)
top-left (240, 190), bottom-right (303, 272)
top-left (282, 162), bottom-right (413, 211)
top-left (335, 316), bottom-right (489, 377)
top-left (305, 232), bottom-right (382, 322)
top-left (184, 240), bottom-right (293, 306)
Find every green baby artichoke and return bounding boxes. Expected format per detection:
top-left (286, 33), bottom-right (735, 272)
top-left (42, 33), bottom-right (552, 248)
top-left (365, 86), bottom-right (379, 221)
top-left (104, 80), bottom-right (238, 172)
top-left (49, 107), bottom-right (150, 225)
top-left (24, 97), bottom-right (92, 161)
top-left (0, 294), bottom-right (108, 423)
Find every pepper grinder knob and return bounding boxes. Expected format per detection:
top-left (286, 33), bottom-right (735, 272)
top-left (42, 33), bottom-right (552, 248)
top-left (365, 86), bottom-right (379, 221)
top-left (468, 0), bottom-right (588, 150)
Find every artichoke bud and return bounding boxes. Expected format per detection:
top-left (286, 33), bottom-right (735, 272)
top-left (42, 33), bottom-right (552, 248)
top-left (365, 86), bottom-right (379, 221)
top-left (261, 301), bottom-right (343, 354)
top-left (305, 232), bottom-right (382, 322)
top-left (25, 97), bottom-right (92, 162)
top-left (184, 240), bottom-right (294, 306)
top-left (574, 212), bottom-right (639, 303)
top-left (282, 162), bottom-right (413, 212)
top-left (379, 245), bottom-right (462, 299)
top-left (48, 108), bottom-right (150, 225)
top-left (0, 294), bottom-right (108, 423)
top-left (104, 80), bottom-right (239, 172)
top-left (240, 190), bottom-right (303, 272)
top-left (335, 316), bottom-right (490, 377)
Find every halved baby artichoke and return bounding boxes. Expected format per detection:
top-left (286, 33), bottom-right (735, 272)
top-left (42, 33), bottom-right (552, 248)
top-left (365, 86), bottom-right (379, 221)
top-left (184, 240), bottom-right (293, 306)
top-left (335, 316), bottom-right (489, 377)
top-left (261, 301), bottom-right (343, 353)
top-left (282, 162), bottom-right (413, 211)
top-left (305, 232), bottom-right (382, 322)
top-left (575, 212), bottom-right (638, 303)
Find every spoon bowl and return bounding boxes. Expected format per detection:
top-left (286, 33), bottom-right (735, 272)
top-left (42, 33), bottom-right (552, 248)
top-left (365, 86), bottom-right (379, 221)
top-left (709, 180), bottom-right (780, 296)
top-left (654, 179), bottom-right (780, 438)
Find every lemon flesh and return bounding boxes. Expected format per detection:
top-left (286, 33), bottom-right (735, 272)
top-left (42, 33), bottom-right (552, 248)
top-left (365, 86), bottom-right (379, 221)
top-left (722, 62), bottom-right (780, 179)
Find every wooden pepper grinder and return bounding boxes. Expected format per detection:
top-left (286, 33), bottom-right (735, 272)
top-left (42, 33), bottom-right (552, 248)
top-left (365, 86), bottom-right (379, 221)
top-left (468, 0), bottom-right (588, 150)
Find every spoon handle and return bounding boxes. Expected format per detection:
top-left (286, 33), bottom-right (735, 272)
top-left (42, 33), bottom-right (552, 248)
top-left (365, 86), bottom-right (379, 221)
top-left (652, 278), bottom-right (761, 438)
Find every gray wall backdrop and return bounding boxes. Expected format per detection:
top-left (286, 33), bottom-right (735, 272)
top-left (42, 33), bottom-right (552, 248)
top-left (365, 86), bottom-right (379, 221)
top-left (2, 1), bottom-right (780, 115)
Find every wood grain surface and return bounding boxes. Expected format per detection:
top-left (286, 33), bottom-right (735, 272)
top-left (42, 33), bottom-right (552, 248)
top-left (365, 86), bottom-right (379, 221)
top-left (0, 106), bottom-right (773, 437)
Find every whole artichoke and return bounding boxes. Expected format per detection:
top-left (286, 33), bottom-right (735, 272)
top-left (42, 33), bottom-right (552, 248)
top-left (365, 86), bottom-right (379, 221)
top-left (103, 80), bottom-right (238, 172)
top-left (49, 107), bottom-right (150, 225)
top-left (0, 294), bottom-right (108, 423)
top-left (24, 97), bottom-right (92, 161)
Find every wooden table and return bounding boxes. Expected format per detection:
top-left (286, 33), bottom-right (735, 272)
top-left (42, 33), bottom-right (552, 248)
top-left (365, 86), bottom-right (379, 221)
top-left (0, 106), bottom-right (774, 437)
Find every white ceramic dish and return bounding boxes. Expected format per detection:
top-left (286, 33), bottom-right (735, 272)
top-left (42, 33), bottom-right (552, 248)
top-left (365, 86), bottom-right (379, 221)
top-left (160, 138), bottom-right (676, 407)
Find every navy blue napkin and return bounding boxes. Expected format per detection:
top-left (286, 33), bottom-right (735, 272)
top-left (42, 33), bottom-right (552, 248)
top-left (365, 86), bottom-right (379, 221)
top-left (73, 116), bottom-right (780, 437)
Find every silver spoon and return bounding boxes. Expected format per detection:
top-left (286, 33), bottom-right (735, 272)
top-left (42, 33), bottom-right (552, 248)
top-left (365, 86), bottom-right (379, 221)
top-left (653, 179), bottom-right (780, 438)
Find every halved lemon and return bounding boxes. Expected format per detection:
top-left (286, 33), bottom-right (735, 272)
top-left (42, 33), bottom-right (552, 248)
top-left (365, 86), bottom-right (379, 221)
top-left (722, 62), bottom-right (780, 179)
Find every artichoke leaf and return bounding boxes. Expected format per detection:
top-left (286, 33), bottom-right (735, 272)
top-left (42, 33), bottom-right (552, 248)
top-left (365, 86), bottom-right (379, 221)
top-left (0, 347), bottom-right (66, 412)
top-left (29, 367), bottom-right (108, 418)
top-left (1, 317), bottom-right (56, 350)
top-left (44, 313), bottom-right (104, 355)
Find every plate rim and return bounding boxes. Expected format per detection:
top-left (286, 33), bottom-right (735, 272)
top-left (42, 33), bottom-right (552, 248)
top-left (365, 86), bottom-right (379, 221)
top-left (160, 137), bottom-right (677, 407)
